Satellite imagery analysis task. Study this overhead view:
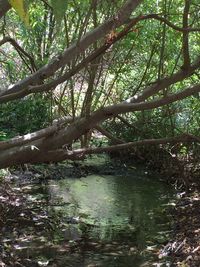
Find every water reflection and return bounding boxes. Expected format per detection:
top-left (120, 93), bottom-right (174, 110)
top-left (16, 162), bottom-right (174, 267)
top-left (48, 171), bottom-right (173, 249)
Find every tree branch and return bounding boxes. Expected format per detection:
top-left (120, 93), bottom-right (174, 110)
top-left (136, 13), bottom-right (200, 33)
top-left (0, 116), bottom-right (74, 151)
top-left (0, 37), bottom-right (37, 72)
top-left (0, 0), bottom-right (142, 98)
top-left (182, 0), bottom-right (191, 70)
top-left (0, 16), bottom-right (141, 103)
top-left (4, 134), bottom-right (198, 167)
top-left (127, 56), bottom-right (200, 103)
top-left (94, 125), bottom-right (124, 144)
top-left (69, 133), bottom-right (200, 157)
top-left (35, 82), bottom-right (200, 151)
top-left (0, 0), bottom-right (11, 19)
top-left (0, 83), bottom-right (199, 168)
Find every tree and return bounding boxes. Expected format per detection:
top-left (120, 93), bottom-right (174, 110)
top-left (0, 0), bottom-right (200, 169)
top-left (0, 0), bottom-right (10, 19)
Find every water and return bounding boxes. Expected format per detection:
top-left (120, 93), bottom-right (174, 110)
top-left (48, 174), bottom-right (172, 244)
top-left (14, 158), bottom-right (175, 266)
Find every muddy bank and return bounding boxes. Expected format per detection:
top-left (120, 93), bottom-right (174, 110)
top-left (110, 144), bottom-right (200, 188)
top-left (8, 157), bottom-right (136, 182)
top-left (0, 181), bottom-right (60, 267)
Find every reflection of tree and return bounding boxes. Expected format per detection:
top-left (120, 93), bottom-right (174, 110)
top-left (47, 180), bottom-right (80, 217)
top-left (111, 174), bottom-right (171, 246)
top-left (46, 172), bottom-right (172, 245)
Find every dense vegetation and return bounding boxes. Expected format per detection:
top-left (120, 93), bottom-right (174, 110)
top-left (1, 1), bottom-right (200, 266)
top-left (0, 0), bottom-right (199, 181)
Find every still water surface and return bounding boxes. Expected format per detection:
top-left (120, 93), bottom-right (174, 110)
top-left (19, 158), bottom-right (174, 266)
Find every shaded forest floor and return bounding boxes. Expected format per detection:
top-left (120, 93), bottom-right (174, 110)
top-left (137, 146), bottom-right (200, 266)
top-left (161, 190), bottom-right (200, 267)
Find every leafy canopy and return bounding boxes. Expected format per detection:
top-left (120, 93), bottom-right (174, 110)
top-left (9, 0), bottom-right (68, 26)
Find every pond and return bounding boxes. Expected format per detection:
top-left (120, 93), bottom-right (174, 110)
top-left (14, 157), bottom-right (175, 266)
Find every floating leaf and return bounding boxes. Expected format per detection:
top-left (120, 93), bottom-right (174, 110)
top-left (9, 0), bottom-right (29, 26)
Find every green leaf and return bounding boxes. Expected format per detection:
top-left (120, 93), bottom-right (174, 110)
top-left (50, 0), bottom-right (68, 26)
top-left (9, 0), bottom-right (29, 26)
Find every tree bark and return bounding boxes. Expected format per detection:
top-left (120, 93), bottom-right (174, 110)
top-left (0, 82), bottom-right (200, 168)
top-left (0, 0), bottom-right (199, 169)
top-left (0, 0), bottom-right (142, 98)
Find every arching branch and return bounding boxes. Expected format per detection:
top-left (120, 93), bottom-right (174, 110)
top-left (182, 0), bottom-right (191, 70)
top-left (0, 37), bottom-right (37, 72)
top-left (0, 0), bottom-right (142, 98)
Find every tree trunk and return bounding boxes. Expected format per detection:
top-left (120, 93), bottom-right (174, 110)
top-left (0, 0), bottom-right (11, 19)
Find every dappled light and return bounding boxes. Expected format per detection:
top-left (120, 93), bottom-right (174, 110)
top-left (0, 0), bottom-right (200, 266)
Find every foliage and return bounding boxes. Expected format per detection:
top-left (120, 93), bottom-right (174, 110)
top-left (0, 0), bottom-right (200, 168)
top-left (9, 0), bottom-right (29, 26)
top-left (0, 95), bottom-right (51, 137)
top-left (50, 0), bottom-right (68, 26)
